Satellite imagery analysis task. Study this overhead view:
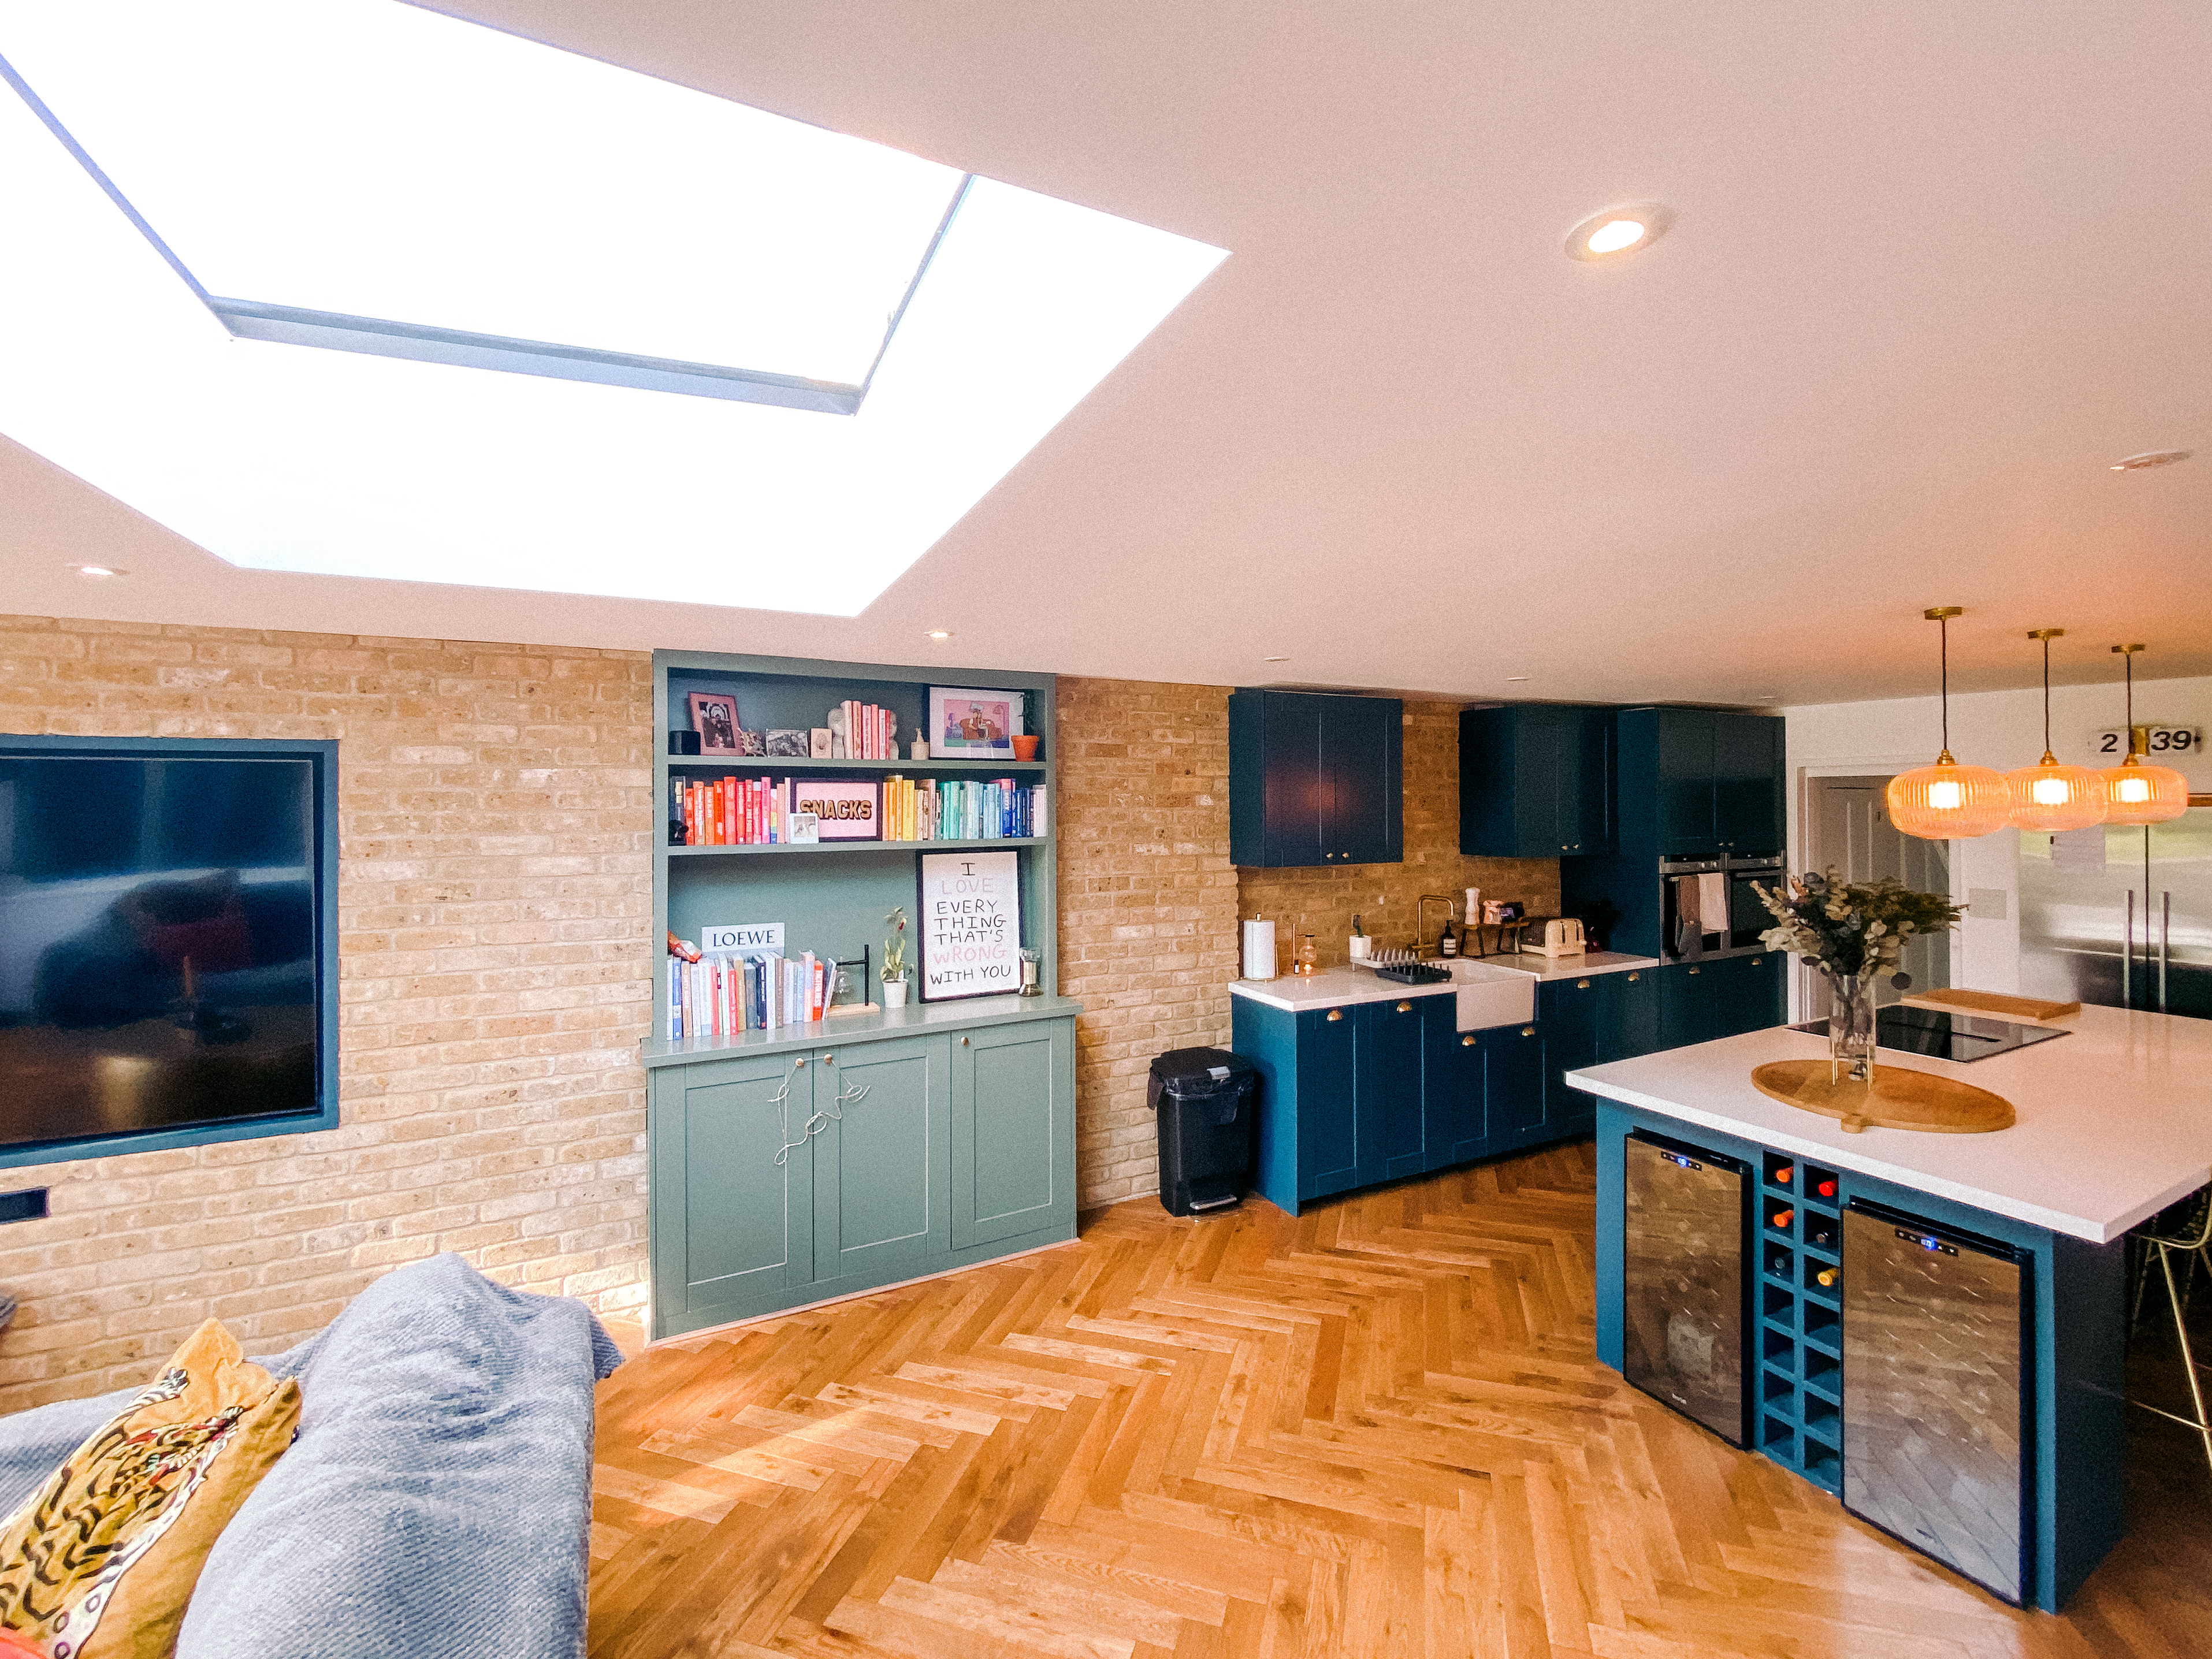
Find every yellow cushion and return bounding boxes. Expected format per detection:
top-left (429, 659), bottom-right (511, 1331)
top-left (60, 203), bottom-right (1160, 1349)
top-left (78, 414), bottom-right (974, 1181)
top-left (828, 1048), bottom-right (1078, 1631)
top-left (0, 1320), bottom-right (300, 1658)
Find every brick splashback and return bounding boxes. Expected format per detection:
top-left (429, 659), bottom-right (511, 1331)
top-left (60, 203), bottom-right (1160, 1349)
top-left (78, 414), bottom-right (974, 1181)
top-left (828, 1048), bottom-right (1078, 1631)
top-left (1053, 679), bottom-right (1239, 1208)
top-left (0, 616), bottom-right (653, 1408)
top-left (1237, 702), bottom-right (1559, 973)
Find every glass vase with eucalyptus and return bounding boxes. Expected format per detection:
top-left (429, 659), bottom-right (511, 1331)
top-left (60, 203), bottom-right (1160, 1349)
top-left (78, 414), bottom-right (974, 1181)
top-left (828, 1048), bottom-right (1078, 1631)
top-left (1753, 869), bottom-right (1965, 1089)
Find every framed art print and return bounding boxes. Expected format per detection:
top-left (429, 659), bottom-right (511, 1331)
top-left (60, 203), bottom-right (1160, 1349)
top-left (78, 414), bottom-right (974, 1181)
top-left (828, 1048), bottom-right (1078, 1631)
top-left (687, 692), bottom-right (740, 755)
top-left (919, 849), bottom-right (1021, 1000)
top-left (791, 779), bottom-right (879, 840)
top-left (928, 687), bottom-right (1022, 759)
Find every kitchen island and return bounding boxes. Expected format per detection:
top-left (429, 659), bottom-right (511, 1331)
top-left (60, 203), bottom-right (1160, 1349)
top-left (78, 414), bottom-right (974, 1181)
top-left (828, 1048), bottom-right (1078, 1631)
top-left (1569, 1004), bottom-right (2212, 1611)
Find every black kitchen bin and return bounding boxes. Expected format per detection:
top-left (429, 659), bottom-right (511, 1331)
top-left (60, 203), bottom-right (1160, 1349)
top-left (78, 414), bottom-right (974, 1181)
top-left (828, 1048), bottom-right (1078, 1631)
top-left (1147, 1047), bottom-right (1259, 1217)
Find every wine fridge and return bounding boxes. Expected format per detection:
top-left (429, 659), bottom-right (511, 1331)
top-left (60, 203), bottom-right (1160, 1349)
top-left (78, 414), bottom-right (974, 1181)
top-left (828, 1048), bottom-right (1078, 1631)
top-left (1842, 1199), bottom-right (2028, 1604)
top-left (1623, 1130), bottom-right (1749, 1444)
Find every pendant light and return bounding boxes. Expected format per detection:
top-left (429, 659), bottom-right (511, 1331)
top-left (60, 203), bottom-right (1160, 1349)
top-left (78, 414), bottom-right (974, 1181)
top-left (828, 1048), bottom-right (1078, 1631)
top-left (2005, 630), bottom-right (2106, 832)
top-left (1886, 607), bottom-right (2013, 840)
top-left (2099, 645), bottom-right (2189, 824)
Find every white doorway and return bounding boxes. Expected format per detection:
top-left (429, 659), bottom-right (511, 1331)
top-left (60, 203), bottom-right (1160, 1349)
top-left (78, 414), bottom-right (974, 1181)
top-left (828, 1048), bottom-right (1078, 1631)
top-left (1801, 775), bottom-right (1951, 1017)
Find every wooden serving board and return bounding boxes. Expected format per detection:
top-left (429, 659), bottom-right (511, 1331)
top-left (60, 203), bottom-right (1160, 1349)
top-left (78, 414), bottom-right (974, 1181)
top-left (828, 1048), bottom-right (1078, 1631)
top-left (1905, 987), bottom-right (2080, 1021)
top-left (1750, 1059), bottom-right (2015, 1135)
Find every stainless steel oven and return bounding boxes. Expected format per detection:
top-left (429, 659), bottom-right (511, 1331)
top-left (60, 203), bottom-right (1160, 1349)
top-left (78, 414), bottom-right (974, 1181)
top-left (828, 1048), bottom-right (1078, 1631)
top-left (1661, 854), bottom-right (1784, 960)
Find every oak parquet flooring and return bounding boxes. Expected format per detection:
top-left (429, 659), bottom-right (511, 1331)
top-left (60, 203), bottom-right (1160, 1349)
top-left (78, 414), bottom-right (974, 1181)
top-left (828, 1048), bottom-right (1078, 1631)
top-left (590, 1141), bottom-right (2211, 1659)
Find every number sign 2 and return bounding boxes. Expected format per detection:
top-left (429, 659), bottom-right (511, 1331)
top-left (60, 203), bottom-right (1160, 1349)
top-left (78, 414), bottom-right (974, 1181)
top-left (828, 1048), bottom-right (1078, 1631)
top-left (2095, 726), bottom-right (2198, 756)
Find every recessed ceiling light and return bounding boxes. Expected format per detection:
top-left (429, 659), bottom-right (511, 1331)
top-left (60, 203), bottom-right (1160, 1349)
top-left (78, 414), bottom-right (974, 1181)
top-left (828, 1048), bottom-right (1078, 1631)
top-left (71, 563), bottom-right (123, 577)
top-left (1262, 655), bottom-right (1289, 662)
top-left (2110, 449), bottom-right (2192, 471)
top-left (924, 629), bottom-right (953, 640)
top-left (1565, 203), bottom-right (1672, 262)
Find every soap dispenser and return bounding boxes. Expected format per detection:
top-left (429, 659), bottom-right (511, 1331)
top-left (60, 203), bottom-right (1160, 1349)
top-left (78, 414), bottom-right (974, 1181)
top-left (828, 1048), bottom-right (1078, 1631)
top-left (1438, 914), bottom-right (1459, 958)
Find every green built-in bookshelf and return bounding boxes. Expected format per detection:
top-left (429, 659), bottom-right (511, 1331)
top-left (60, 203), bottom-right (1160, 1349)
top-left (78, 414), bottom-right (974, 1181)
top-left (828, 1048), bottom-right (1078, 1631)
top-left (650, 650), bottom-right (1058, 1039)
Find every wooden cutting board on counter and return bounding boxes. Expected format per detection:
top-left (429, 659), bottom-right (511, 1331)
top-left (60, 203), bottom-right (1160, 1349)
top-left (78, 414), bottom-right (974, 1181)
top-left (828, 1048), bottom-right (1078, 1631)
top-left (1904, 987), bottom-right (2080, 1021)
top-left (1750, 1059), bottom-right (2015, 1134)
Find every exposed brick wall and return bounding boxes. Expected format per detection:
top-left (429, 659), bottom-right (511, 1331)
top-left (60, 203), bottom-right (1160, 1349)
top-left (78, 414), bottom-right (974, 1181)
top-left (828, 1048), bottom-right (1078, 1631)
top-left (1238, 701), bottom-right (1560, 971)
top-left (1053, 679), bottom-right (1238, 1209)
top-left (0, 616), bottom-right (651, 1409)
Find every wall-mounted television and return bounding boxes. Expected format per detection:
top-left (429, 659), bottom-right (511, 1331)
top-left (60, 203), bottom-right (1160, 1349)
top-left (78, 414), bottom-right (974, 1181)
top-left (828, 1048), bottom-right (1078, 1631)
top-left (0, 736), bottom-right (339, 1167)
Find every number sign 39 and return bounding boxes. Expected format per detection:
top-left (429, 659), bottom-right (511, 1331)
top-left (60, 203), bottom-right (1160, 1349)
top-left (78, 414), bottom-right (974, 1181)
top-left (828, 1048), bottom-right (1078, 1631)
top-left (2095, 726), bottom-right (2198, 756)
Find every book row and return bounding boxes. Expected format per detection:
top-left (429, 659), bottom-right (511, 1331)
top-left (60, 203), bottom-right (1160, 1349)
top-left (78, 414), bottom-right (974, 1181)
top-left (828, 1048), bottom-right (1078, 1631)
top-left (671, 773), bottom-right (1047, 846)
top-left (667, 951), bottom-right (852, 1039)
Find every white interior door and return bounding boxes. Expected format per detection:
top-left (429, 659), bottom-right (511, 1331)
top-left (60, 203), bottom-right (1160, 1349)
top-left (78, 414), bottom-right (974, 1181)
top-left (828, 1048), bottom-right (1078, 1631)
top-left (1803, 775), bottom-right (1951, 1017)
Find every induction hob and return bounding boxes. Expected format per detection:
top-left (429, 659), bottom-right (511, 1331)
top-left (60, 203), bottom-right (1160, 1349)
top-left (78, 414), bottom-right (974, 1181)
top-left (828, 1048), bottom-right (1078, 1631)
top-left (1786, 1005), bottom-right (2071, 1063)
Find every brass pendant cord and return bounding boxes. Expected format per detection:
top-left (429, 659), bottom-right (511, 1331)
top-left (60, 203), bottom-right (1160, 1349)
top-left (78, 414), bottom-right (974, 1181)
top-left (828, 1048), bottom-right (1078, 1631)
top-left (2041, 634), bottom-right (2053, 761)
top-left (1940, 612), bottom-right (1951, 755)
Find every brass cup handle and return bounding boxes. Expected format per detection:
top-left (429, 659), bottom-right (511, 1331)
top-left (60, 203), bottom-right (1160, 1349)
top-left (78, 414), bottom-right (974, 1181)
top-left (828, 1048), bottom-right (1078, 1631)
top-left (1396, 1000), bottom-right (1412, 1013)
top-left (1462, 1034), bottom-right (1476, 1047)
top-left (1326, 1009), bottom-right (1343, 1022)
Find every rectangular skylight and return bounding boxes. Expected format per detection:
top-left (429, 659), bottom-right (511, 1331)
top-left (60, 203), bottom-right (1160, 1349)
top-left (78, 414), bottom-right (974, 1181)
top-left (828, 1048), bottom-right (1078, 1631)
top-left (0, 1), bottom-right (1228, 614)
top-left (1, 0), bottom-right (966, 403)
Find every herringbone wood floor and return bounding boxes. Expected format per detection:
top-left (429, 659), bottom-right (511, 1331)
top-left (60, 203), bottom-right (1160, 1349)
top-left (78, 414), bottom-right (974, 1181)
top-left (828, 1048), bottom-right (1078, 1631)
top-left (588, 1143), bottom-right (2212, 1659)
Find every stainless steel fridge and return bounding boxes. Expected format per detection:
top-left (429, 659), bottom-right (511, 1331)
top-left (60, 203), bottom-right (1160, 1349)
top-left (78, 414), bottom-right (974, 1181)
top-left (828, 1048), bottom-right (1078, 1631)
top-left (1623, 1130), bottom-right (1748, 1444)
top-left (2017, 802), bottom-right (2211, 1019)
top-left (1842, 1200), bottom-right (2027, 1605)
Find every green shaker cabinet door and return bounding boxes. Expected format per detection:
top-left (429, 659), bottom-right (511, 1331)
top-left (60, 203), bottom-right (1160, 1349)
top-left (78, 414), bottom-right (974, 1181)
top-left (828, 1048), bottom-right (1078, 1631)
top-left (650, 1050), bottom-right (814, 1334)
top-left (812, 1034), bottom-right (950, 1282)
top-left (952, 1017), bottom-right (1075, 1249)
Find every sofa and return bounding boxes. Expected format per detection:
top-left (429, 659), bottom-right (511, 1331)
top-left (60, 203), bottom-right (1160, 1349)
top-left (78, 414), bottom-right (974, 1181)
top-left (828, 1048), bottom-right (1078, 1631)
top-left (0, 1254), bottom-right (623, 1658)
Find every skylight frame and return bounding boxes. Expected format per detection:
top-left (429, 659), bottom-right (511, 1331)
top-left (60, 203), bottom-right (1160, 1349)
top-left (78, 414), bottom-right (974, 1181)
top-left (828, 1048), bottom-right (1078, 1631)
top-left (0, 11), bottom-right (975, 413)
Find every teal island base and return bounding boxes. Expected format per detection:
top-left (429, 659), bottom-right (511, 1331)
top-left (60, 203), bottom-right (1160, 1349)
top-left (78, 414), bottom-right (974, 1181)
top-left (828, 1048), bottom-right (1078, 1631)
top-left (1592, 1098), bottom-right (2127, 1613)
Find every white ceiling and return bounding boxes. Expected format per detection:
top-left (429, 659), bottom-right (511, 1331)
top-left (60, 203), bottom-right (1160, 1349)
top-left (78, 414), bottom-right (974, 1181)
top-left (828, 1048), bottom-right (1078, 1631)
top-left (5, 0), bottom-right (2209, 706)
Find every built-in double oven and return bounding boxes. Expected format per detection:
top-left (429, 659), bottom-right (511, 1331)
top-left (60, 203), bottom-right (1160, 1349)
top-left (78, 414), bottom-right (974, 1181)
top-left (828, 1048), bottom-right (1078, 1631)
top-left (1660, 853), bottom-right (1785, 961)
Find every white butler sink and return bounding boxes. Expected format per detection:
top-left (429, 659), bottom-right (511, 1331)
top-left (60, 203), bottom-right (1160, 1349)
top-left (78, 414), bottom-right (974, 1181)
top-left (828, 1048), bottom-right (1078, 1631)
top-left (1447, 960), bottom-right (1537, 1032)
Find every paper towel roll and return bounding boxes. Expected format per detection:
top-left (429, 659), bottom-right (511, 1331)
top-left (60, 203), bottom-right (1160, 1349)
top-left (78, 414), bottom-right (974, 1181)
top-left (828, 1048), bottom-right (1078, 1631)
top-left (1242, 920), bottom-right (1278, 980)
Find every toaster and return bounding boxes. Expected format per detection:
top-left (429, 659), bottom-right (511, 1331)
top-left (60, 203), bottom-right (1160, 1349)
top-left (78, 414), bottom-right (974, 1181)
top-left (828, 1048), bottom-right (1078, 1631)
top-left (1530, 916), bottom-right (1586, 958)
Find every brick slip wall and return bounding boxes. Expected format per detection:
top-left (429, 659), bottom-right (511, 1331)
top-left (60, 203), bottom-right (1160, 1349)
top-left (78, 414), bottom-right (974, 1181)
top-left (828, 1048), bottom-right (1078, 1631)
top-left (1238, 701), bottom-right (1560, 972)
top-left (0, 615), bottom-right (653, 1409)
top-left (1053, 678), bottom-right (1239, 1209)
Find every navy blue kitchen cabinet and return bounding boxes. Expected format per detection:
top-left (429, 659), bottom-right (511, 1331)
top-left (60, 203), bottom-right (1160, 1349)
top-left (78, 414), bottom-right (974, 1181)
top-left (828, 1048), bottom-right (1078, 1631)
top-left (1229, 690), bottom-right (1403, 867)
top-left (1596, 966), bottom-right (1659, 1061)
top-left (1369, 994), bottom-right (1436, 1182)
top-left (1537, 975), bottom-right (1602, 1132)
top-left (1479, 1021), bottom-right (1546, 1144)
top-left (1657, 954), bottom-right (1784, 1050)
top-left (1459, 704), bottom-right (1614, 858)
top-left (1636, 707), bottom-right (1785, 858)
top-left (1425, 1015), bottom-right (1490, 1166)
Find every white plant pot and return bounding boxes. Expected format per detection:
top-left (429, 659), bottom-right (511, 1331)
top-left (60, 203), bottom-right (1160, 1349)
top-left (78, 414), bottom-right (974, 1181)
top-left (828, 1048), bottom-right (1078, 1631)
top-left (882, 980), bottom-right (909, 1009)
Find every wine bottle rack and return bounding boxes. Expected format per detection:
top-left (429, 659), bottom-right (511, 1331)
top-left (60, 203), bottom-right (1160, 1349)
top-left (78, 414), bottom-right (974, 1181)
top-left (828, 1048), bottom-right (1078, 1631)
top-left (1754, 1151), bottom-right (1845, 1490)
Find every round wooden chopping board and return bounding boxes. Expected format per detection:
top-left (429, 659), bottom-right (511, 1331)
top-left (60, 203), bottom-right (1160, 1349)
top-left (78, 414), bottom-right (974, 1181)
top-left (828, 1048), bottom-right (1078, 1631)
top-left (1750, 1059), bottom-right (2014, 1134)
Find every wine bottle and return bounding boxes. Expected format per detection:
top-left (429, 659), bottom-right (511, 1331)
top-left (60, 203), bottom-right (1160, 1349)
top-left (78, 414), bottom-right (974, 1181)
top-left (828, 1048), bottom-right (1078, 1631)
top-left (1770, 1251), bottom-right (1791, 1277)
top-left (1816, 1177), bottom-right (1837, 1198)
top-left (1774, 1163), bottom-right (1794, 1185)
top-left (1771, 1208), bottom-right (1794, 1229)
top-left (1816, 1266), bottom-right (1839, 1288)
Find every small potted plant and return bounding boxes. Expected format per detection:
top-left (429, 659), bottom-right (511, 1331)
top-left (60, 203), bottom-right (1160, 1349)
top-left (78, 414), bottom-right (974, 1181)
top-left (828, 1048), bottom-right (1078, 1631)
top-left (881, 907), bottom-right (911, 1007)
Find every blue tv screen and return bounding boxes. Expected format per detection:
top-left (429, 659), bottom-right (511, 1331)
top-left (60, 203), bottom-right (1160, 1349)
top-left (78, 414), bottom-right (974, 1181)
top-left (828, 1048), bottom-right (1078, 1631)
top-left (0, 739), bottom-right (337, 1163)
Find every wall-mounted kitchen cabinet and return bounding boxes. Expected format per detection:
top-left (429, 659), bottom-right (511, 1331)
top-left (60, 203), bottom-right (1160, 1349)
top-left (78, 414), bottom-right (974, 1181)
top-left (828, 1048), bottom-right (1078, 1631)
top-left (1637, 707), bottom-right (1785, 857)
top-left (1459, 704), bottom-right (1614, 858)
top-left (1229, 690), bottom-right (1403, 867)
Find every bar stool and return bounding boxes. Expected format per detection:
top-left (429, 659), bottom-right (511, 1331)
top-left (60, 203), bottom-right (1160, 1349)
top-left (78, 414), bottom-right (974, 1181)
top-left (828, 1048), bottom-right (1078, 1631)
top-left (2130, 1186), bottom-right (2212, 1476)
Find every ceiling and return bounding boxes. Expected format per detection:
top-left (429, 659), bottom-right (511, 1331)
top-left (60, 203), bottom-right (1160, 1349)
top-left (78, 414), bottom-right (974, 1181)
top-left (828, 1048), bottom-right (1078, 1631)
top-left (5, 0), bottom-right (2209, 707)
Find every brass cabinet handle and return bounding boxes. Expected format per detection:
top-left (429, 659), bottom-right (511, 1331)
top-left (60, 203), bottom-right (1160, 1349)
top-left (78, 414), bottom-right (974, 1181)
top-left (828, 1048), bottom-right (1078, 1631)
top-left (1627, 972), bottom-right (1639, 981)
top-left (1520, 1025), bottom-right (1536, 1037)
top-left (1396, 1000), bottom-right (1412, 1013)
top-left (1326, 1009), bottom-right (1343, 1021)
top-left (1462, 1034), bottom-right (1476, 1047)
top-left (1577, 979), bottom-right (1591, 990)
top-left (1687, 967), bottom-right (1700, 975)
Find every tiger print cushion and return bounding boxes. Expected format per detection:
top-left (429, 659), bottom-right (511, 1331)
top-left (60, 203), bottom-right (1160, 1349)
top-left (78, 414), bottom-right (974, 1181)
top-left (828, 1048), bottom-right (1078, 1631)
top-left (0, 1321), bottom-right (300, 1659)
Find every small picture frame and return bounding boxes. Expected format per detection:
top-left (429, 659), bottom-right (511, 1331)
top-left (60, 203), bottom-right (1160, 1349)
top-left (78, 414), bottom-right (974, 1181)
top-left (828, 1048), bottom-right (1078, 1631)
top-left (808, 728), bottom-right (832, 759)
top-left (764, 729), bottom-right (811, 759)
top-left (687, 692), bottom-right (741, 755)
top-left (786, 812), bottom-right (820, 844)
top-left (791, 780), bottom-right (879, 840)
top-left (928, 686), bottom-right (1023, 760)
top-left (734, 728), bottom-right (765, 757)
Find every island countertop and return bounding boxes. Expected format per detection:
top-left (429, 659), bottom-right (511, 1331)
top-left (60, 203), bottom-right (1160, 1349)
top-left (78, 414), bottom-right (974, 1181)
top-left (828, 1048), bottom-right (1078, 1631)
top-left (1568, 1004), bottom-right (2212, 1242)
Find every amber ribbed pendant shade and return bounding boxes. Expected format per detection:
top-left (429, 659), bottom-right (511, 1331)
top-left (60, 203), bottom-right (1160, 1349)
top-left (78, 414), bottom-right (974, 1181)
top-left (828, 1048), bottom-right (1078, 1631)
top-left (1887, 607), bottom-right (2013, 840)
top-left (2100, 645), bottom-right (2189, 825)
top-left (2006, 630), bottom-right (2107, 832)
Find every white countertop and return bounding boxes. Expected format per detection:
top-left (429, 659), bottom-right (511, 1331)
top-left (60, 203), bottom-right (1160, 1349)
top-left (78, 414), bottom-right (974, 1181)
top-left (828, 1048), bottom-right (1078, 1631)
top-left (1228, 966), bottom-right (1457, 1013)
top-left (1568, 1005), bottom-right (2212, 1243)
top-left (1479, 950), bottom-right (1660, 983)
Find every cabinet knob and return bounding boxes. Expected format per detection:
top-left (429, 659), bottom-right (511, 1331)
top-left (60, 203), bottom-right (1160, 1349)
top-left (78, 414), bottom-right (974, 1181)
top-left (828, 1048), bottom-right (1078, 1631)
top-left (960, 1036), bottom-right (970, 1046)
top-left (1326, 1009), bottom-right (1343, 1021)
top-left (1576, 979), bottom-right (1591, 990)
top-left (1687, 966), bottom-right (1700, 975)
top-left (1520, 1025), bottom-right (1536, 1037)
top-left (1627, 973), bottom-right (1640, 981)
top-left (1462, 1034), bottom-right (1476, 1047)
top-left (1396, 1000), bottom-right (1412, 1013)
top-left (823, 1054), bottom-right (834, 1065)
top-left (793, 1057), bottom-right (806, 1068)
